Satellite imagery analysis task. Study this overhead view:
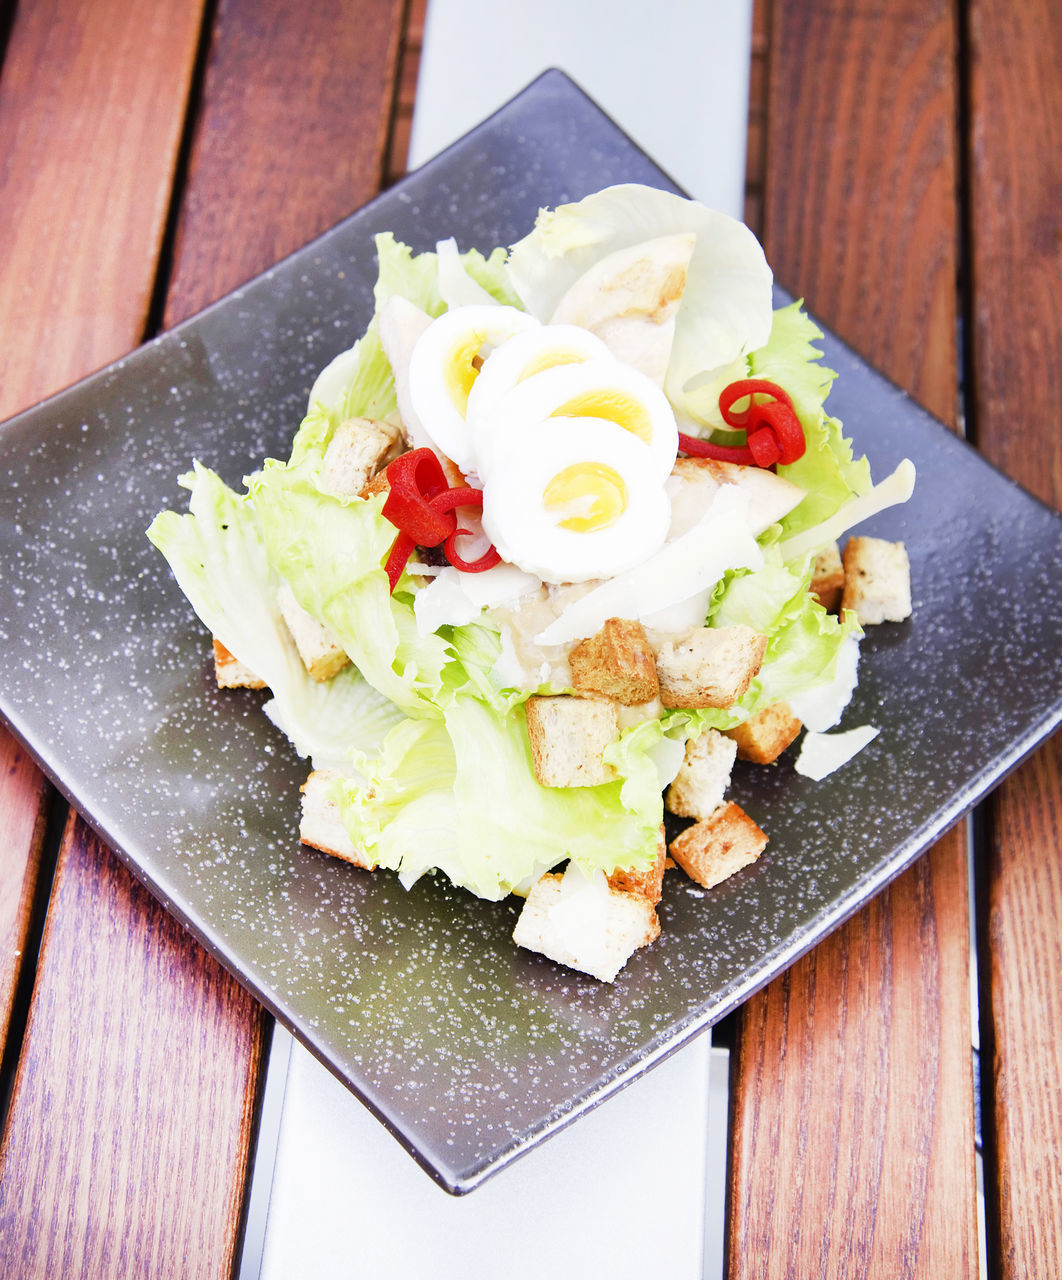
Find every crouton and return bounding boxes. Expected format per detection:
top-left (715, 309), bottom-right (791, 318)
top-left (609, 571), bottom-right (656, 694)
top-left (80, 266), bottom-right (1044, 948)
top-left (669, 802), bottom-right (768, 889)
top-left (212, 638), bottom-right (266, 689)
top-left (841, 536), bottom-right (912, 624)
top-left (665, 728), bottom-right (738, 820)
top-left (810, 541), bottom-right (845, 611)
top-left (525, 694), bottom-right (619, 788)
top-left (320, 417), bottom-right (403, 498)
top-left (512, 870), bottom-right (660, 982)
top-left (276, 582), bottom-right (349, 682)
top-left (606, 826), bottom-right (667, 905)
top-left (654, 625), bottom-right (767, 709)
top-left (725, 702), bottom-right (802, 764)
top-left (569, 617), bottom-right (660, 705)
top-left (299, 770), bottom-right (374, 869)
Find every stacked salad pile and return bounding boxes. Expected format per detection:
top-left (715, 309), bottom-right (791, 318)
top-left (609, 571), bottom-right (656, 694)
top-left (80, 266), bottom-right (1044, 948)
top-left (149, 184), bottom-right (913, 965)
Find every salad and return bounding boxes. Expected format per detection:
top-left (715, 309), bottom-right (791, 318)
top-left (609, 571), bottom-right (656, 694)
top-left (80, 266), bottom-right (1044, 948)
top-left (148, 184), bottom-right (915, 982)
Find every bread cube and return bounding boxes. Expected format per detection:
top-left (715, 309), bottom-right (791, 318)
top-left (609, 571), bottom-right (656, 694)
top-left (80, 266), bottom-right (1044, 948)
top-left (320, 416), bottom-right (402, 498)
top-left (654, 625), bottom-right (767, 709)
top-left (512, 870), bottom-right (660, 982)
top-left (669, 802), bottom-right (767, 889)
top-left (525, 695), bottom-right (619, 788)
top-left (665, 728), bottom-right (738, 820)
top-left (569, 617), bottom-right (660, 705)
top-left (277, 582), bottom-right (349, 682)
top-left (841, 536), bottom-right (912, 624)
top-left (606, 826), bottom-right (667, 906)
top-left (725, 702), bottom-right (802, 764)
top-left (299, 770), bottom-right (374, 869)
top-left (810, 541), bottom-right (845, 611)
top-left (212, 637), bottom-right (266, 689)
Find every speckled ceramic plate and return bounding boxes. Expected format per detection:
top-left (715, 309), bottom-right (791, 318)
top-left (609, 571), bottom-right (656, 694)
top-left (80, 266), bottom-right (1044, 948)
top-left (1, 72), bottom-right (1060, 1194)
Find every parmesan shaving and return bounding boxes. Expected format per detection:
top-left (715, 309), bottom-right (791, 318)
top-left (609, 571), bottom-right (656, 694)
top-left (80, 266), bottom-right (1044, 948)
top-left (780, 459), bottom-right (916, 562)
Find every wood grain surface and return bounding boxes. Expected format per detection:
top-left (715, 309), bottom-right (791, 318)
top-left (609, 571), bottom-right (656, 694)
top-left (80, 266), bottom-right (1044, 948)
top-left (163, 0), bottom-right (406, 327)
top-left (0, 1), bottom-right (413, 1273)
top-left (0, 818), bottom-right (261, 1276)
top-left (0, 0), bottom-right (206, 419)
top-left (0, 738), bottom-right (48, 1054)
top-left (727, 3), bottom-right (979, 1274)
top-left (0, 1), bottom-right (208, 1114)
top-left (968, 0), bottom-right (1062, 1272)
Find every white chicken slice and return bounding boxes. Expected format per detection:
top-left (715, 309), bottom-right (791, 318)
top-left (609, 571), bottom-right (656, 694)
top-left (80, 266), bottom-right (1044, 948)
top-left (666, 456), bottom-right (805, 538)
top-left (549, 233), bottom-right (696, 387)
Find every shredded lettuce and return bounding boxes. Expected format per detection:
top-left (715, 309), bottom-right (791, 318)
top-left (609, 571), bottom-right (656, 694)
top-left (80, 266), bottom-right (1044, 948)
top-left (336, 696), bottom-right (667, 900)
top-left (147, 463), bottom-right (403, 767)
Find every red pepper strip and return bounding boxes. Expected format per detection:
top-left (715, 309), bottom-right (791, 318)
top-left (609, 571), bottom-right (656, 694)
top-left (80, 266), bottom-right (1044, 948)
top-left (677, 431), bottom-right (755, 464)
top-left (679, 378), bottom-right (806, 468)
top-left (445, 531), bottom-right (501, 573)
top-left (384, 531), bottom-right (416, 591)
top-left (718, 378), bottom-right (795, 427)
top-left (428, 486), bottom-right (484, 515)
top-left (428, 486), bottom-right (502, 573)
top-left (382, 448), bottom-right (456, 546)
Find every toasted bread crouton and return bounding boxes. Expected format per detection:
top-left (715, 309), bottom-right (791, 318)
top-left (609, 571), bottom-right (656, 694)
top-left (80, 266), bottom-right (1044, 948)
top-left (654, 625), bottom-right (767, 709)
top-left (841, 536), bottom-right (912, 624)
top-left (606, 826), bottom-right (667, 905)
top-left (665, 728), bottom-right (738, 820)
top-left (669, 802), bottom-right (768, 889)
top-left (299, 770), bottom-right (374, 869)
top-left (810, 541), bottom-right (845, 611)
top-left (569, 617), bottom-right (660, 705)
top-left (360, 468), bottom-right (392, 500)
top-left (320, 417), bottom-right (403, 498)
top-left (525, 694), bottom-right (619, 788)
top-left (726, 702), bottom-right (802, 764)
top-left (212, 638), bottom-right (266, 689)
top-left (276, 583), bottom-right (349, 682)
top-left (512, 870), bottom-right (660, 982)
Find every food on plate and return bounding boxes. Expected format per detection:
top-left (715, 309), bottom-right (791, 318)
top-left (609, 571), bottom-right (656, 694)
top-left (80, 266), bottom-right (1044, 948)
top-left (148, 183), bottom-right (916, 983)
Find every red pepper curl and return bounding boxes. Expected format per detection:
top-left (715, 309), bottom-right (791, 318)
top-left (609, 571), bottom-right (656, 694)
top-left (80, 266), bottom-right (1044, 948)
top-left (379, 449), bottom-right (501, 591)
top-left (678, 378), bottom-right (806, 468)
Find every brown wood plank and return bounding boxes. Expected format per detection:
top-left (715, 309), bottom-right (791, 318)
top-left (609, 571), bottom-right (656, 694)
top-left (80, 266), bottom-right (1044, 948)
top-left (0, 0), bottom-right (411, 1271)
top-left (727, 3), bottom-right (979, 1274)
top-left (967, 1), bottom-right (1062, 1273)
top-left (0, 0), bottom-right (206, 420)
top-left (0, 818), bottom-right (262, 1277)
top-left (0, 0), bottom-right (209, 1079)
top-left (0, 738), bottom-right (49, 1051)
top-left (163, 0), bottom-right (406, 327)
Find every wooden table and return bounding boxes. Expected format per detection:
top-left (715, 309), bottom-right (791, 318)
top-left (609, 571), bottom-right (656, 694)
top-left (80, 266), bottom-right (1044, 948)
top-left (0, 2), bottom-right (1058, 1274)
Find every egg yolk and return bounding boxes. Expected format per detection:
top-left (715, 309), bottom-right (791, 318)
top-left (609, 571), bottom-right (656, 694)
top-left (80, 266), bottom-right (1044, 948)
top-left (548, 390), bottom-right (653, 444)
top-left (517, 350), bottom-right (586, 381)
top-left (444, 332), bottom-right (485, 413)
top-left (542, 463), bottom-right (628, 532)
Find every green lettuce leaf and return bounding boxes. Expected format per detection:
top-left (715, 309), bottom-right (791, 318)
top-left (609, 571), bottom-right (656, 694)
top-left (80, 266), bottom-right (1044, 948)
top-left (748, 301), bottom-right (873, 540)
top-left (147, 463), bottom-right (403, 766)
top-left (709, 540), bottom-right (861, 713)
top-left (373, 231), bottom-right (522, 316)
top-left (335, 695), bottom-right (668, 900)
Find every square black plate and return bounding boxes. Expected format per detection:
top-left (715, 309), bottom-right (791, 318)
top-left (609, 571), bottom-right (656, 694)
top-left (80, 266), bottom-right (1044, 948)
top-left (1, 71), bottom-right (1060, 1193)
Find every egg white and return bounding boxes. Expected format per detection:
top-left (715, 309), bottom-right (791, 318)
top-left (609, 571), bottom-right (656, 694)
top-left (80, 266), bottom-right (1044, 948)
top-left (480, 416), bottom-right (671, 583)
top-left (406, 304), bottom-right (538, 472)
top-left (471, 357), bottom-right (679, 482)
top-left (465, 323), bottom-right (614, 462)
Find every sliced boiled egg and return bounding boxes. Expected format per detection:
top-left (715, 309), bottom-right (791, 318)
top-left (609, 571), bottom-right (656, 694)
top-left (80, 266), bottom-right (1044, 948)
top-left (481, 417), bottom-right (671, 583)
top-left (466, 323), bottom-right (613, 432)
top-left (472, 358), bottom-right (679, 482)
top-left (407, 304), bottom-right (538, 471)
